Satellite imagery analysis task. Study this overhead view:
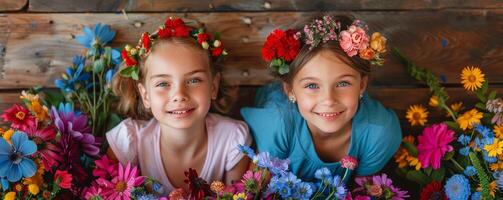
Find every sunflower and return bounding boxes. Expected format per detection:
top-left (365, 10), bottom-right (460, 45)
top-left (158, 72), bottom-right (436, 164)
top-left (406, 105), bottom-right (428, 126)
top-left (494, 124), bottom-right (503, 139)
top-left (460, 66), bottom-right (485, 91)
top-left (456, 109), bottom-right (483, 130)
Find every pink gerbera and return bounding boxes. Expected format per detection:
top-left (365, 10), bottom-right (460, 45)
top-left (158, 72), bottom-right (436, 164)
top-left (1, 104), bottom-right (36, 132)
top-left (417, 123), bottom-right (455, 169)
top-left (25, 125), bottom-right (62, 171)
top-left (97, 162), bottom-right (144, 200)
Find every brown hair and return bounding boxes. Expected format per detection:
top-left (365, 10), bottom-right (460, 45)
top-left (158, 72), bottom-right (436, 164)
top-left (112, 37), bottom-right (232, 120)
top-left (279, 15), bottom-right (371, 84)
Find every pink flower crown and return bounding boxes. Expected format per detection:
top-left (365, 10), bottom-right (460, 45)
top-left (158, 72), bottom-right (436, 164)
top-left (262, 15), bottom-right (387, 75)
top-left (120, 17), bottom-right (228, 80)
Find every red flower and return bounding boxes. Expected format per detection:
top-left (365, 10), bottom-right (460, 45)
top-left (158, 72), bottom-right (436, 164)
top-left (197, 33), bottom-right (210, 44)
top-left (420, 181), bottom-right (447, 200)
top-left (25, 125), bottom-right (62, 171)
top-left (184, 168), bottom-right (213, 200)
top-left (262, 29), bottom-right (300, 62)
top-left (340, 155), bottom-right (358, 170)
top-left (211, 46), bottom-right (224, 57)
top-left (54, 170), bottom-right (73, 189)
top-left (93, 155), bottom-right (118, 179)
top-left (121, 49), bottom-right (137, 67)
top-left (140, 32), bottom-right (151, 52)
top-left (1, 104), bottom-right (36, 132)
top-left (158, 18), bottom-right (192, 38)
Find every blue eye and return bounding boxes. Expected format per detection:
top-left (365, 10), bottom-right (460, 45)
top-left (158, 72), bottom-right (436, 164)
top-left (187, 78), bottom-right (201, 84)
top-left (337, 81), bottom-right (350, 87)
top-left (156, 82), bottom-right (168, 87)
top-left (304, 83), bottom-right (319, 89)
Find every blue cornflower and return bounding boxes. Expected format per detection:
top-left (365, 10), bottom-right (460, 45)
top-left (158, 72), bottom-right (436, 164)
top-left (152, 181), bottom-right (164, 194)
top-left (105, 69), bottom-right (115, 84)
top-left (482, 151), bottom-right (498, 163)
top-left (0, 131), bottom-right (37, 182)
top-left (137, 194), bottom-right (157, 200)
top-left (76, 23), bottom-right (116, 48)
top-left (55, 56), bottom-right (91, 93)
top-left (459, 146), bottom-right (470, 156)
top-left (463, 166), bottom-right (477, 177)
top-left (237, 145), bottom-right (256, 159)
top-left (0, 177), bottom-right (8, 191)
top-left (281, 172), bottom-right (301, 188)
top-left (494, 171), bottom-right (503, 190)
top-left (292, 182), bottom-right (313, 200)
top-left (331, 175), bottom-right (347, 199)
top-left (458, 134), bottom-right (471, 145)
top-left (314, 167), bottom-right (332, 182)
top-left (471, 192), bottom-right (481, 200)
top-left (111, 48), bottom-right (122, 65)
top-left (444, 174), bottom-right (471, 200)
top-left (475, 125), bottom-right (494, 139)
top-left (277, 182), bottom-right (292, 199)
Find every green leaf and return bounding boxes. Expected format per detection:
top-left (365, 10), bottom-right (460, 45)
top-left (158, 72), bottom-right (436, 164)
top-left (403, 142), bottom-right (418, 157)
top-left (106, 112), bottom-right (122, 132)
top-left (278, 64), bottom-right (290, 75)
top-left (431, 167), bottom-right (445, 181)
top-left (131, 69), bottom-right (139, 80)
top-left (444, 121), bottom-right (459, 130)
top-left (405, 170), bottom-right (432, 185)
top-left (424, 167), bottom-right (432, 176)
top-left (119, 67), bottom-right (135, 77)
top-left (488, 90), bottom-right (497, 100)
top-left (443, 151), bottom-right (455, 161)
top-left (475, 102), bottom-right (486, 110)
top-left (43, 90), bottom-right (65, 107)
top-left (93, 59), bottom-right (105, 73)
top-left (469, 152), bottom-right (493, 200)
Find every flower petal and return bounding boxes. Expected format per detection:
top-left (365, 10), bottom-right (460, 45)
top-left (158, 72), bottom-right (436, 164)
top-left (18, 140), bottom-right (37, 156)
top-left (0, 138), bottom-right (12, 155)
top-left (11, 131), bottom-right (28, 149)
top-left (7, 164), bottom-right (21, 182)
top-left (0, 156), bottom-right (12, 176)
top-left (19, 158), bottom-right (37, 178)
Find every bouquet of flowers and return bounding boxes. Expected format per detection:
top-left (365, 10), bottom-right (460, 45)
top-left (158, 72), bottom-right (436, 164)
top-left (392, 49), bottom-right (503, 200)
top-left (168, 145), bottom-right (408, 200)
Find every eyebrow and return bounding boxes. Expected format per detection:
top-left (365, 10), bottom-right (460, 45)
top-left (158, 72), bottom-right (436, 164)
top-left (298, 74), bottom-right (356, 82)
top-left (149, 69), bottom-right (208, 80)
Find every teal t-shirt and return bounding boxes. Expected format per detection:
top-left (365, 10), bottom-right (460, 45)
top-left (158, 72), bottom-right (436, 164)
top-left (240, 82), bottom-right (402, 182)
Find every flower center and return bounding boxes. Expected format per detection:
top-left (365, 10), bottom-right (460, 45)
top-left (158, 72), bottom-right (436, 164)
top-left (115, 181), bottom-right (127, 192)
top-left (15, 111), bottom-right (25, 120)
top-left (9, 151), bottom-right (23, 164)
top-left (33, 137), bottom-right (43, 145)
top-left (468, 75), bottom-right (477, 83)
top-left (413, 112), bottom-right (422, 120)
top-left (429, 192), bottom-right (442, 200)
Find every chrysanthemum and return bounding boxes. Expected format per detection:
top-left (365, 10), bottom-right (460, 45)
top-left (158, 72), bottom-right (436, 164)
top-left (457, 109), bottom-right (483, 130)
top-left (444, 174), bottom-right (470, 200)
top-left (417, 123), bottom-right (455, 169)
top-left (406, 105), bottom-right (428, 126)
top-left (98, 162), bottom-right (144, 200)
top-left (494, 125), bottom-right (503, 139)
top-left (23, 159), bottom-right (44, 187)
top-left (460, 66), bottom-right (485, 91)
top-left (484, 138), bottom-right (503, 157)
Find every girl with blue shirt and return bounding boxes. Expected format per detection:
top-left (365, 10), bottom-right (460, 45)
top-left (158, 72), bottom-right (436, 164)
top-left (241, 15), bottom-right (402, 182)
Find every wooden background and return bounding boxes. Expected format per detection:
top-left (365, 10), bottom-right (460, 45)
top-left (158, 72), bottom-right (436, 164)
top-left (1, 0), bottom-right (503, 196)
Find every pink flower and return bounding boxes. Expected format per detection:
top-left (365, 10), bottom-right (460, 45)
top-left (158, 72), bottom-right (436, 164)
top-left (354, 195), bottom-right (371, 200)
top-left (340, 156), bottom-right (358, 170)
top-left (1, 104), bottom-right (36, 132)
top-left (417, 123), bottom-right (455, 169)
top-left (97, 162), bottom-right (145, 200)
top-left (242, 170), bottom-right (262, 183)
top-left (25, 125), bottom-right (62, 171)
top-left (339, 25), bottom-right (369, 57)
top-left (84, 184), bottom-right (104, 200)
top-left (54, 170), bottom-right (73, 189)
top-left (93, 155), bottom-right (118, 179)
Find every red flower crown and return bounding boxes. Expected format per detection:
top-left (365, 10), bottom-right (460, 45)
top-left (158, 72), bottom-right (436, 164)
top-left (262, 15), bottom-right (386, 76)
top-left (120, 17), bottom-right (228, 80)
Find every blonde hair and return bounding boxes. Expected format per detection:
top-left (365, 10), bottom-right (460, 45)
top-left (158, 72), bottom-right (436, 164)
top-left (112, 37), bottom-right (232, 120)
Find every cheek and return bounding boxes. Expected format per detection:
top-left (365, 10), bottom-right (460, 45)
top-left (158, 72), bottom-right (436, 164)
top-left (296, 93), bottom-right (317, 112)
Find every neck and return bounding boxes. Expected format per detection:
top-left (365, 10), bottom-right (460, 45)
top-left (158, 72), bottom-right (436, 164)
top-left (159, 119), bottom-right (207, 156)
top-left (308, 120), bottom-right (352, 141)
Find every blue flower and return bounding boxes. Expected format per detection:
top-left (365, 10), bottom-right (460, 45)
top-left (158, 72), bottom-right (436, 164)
top-left (75, 23), bottom-right (116, 48)
top-left (444, 174), bottom-right (471, 200)
top-left (0, 177), bottom-right (8, 191)
top-left (55, 56), bottom-right (91, 93)
top-left (281, 172), bottom-right (301, 188)
top-left (314, 167), bottom-right (332, 182)
top-left (482, 151), bottom-right (497, 163)
top-left (0, 131), bottom-right (37, 182)
top-left (277, 182), bottom-right (292, 199)
top-left (463, 166), bottom-right (477, 177)
top-left (111, 48), bottom-right (122, 65)
top-left (137, 194), bottom-right (158, 200)
top-left (105, 69), bottom-right (115, 84)
top-left (494, 171), bottom-right (503, 190)
top-left (238, 145), bottom-right (255, 159)
top-left (331, 175), bottom-right (347, 199)
top-left (475, 125), bottom-right (494, 139)
top-left (292, 182), bottom-right (313, 200)
top-left (471, 192), bottom-right (481, 200)
top-left (458, 134), bottom-right (471, 145)
top-left (152, 181), bottom-right (164, 194)
top-left (459, 146), bottom-right (470, 156)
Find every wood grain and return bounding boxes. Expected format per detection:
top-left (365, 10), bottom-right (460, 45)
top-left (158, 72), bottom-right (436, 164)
top-left (1, 11), bottom-right (502, 88)
top-left (0, 0), bottom-right (27, 11)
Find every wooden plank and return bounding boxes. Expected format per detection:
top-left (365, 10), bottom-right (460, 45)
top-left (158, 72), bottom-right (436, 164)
top-left (0, 0), bottom-right (27, 11)
top-left (1, 11), bottom-right (502, 88)
top-left (27, 0), bottom-right (503, 12)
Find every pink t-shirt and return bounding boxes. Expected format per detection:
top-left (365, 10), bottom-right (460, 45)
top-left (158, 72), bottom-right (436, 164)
top-left (106, 113), bottom-right (252, 195)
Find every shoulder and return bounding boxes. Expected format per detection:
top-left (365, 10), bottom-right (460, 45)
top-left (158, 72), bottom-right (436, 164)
top-left (356, 93), bottom-right (401, 137)
top-left (106, 118), bottom-right (154, 164)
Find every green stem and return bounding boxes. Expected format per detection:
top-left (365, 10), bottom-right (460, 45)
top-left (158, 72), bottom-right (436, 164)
top-left (449, 158), bottom-right (465, 172)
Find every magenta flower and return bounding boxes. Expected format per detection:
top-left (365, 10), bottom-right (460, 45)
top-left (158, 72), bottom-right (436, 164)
top-left (340, 155), bottom-right (358, 170)
top-left (25, 125), bottom-right (62, 171)
top-left (83, 184), bottom-right (104, 200)
top-left (1, 104), bottom-right (36, 132)
top-left (97, 162), bottom-right (144, 200)
top-left (353, 173), bottom-right (409, 200)
top-left (417, 123), bottom-right (455, 169)
top-left (93, 155), bottom-right (118, 179)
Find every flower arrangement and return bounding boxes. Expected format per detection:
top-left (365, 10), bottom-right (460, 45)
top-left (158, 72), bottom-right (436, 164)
top-left (392, 49), bottom-right (503, 199)
top-left (262, 15), bottom-right (386, 76)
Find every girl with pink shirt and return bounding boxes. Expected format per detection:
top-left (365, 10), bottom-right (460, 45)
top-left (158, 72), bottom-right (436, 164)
top-left (106, 17), bottom-right (252, 195)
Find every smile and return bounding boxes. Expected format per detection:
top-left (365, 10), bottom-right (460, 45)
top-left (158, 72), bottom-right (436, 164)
top-left (314, 111), bottom-right (344, 120)
top-left (167, 108), bottom-right (195, 118)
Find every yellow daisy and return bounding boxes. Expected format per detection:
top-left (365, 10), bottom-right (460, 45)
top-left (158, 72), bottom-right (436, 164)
top-left (28, 100), bottom-right (50, 121)
top-left (460, 66), bottom-right (485, 91)
top-left (456, 109), bottom-right (483, 130)
top-left (28, 184), bottom-right (40, 195)
top-left (494, 124), bottom-right (503, 139)
top-left (489, 162), bottom-right (503, 171)
top-left (4, 192), bottom-right (16, 200)
top-left (406, 105), bottom-right (428, 126)
top-left (447, 102), bottom-right (464, 117)
top-left (428, 95), bottom-right (439, 107)
top-left (233, 193), bottom-right (247, 200)
top-left (484, 138), bottom-right (503, 157)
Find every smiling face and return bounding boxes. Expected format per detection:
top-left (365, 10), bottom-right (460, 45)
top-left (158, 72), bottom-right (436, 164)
top-left (138, 41), bottom-right (219, 130)
top-left (285, 49), bottom-right (368, 136)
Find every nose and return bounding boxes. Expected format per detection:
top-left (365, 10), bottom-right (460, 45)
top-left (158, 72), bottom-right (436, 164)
top-left (170, 84), bottom-right (188, 102)
top-left (320, 88), bottom-right (338, 106)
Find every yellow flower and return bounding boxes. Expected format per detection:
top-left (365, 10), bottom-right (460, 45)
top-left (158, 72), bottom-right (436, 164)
top-left (28, 100), bottom-right (49, 121)
top-left (2, 129), bottom-right (14, 141)
top-left (484, 138), bottom-right (503, 157)
top-left (210, 181), bottom-right (225, 193)
top-left (4, 192), bottom-right (16, 200)
top-left (428, 95), bottom-right (439, 107)
top-left (494, 124), bottom-right (503, 139)
top-left (24, 159), bottom-right (45, 186)
top-left (28, 184), bottom-right (40, 195)
top-left (447, 102), bottom-right (464, 117)
top-left (370, 32), bottom-right (387, 53)
top-left (394, 135), bottom-right (421, 170)
top-left (406, 105), bottom-right (428, 126)
top-left (477, 181), bottom-right (497, 197)
top-left (460, 66), bottom-right (485, 91)
top-left (233, 193), bottom-right (247, 200)
top-left (394, 148), bottom-right (409, 168)
top-left (456, 109), bottom-right (483, 130)
top-left (20, 90), bottom-right (39, 102)
top-left (489, 162), bottom-right (503, 171)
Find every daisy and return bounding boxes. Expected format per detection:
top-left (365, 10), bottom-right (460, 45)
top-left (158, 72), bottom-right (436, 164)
top-left (460, 66), bottom-right (485, 91)
top-left (457, 109), bottom-right (483, 130)
top-left (98, 162), bottom-right (144, 200)
top-left (406, 105), bottom-right (428, 126)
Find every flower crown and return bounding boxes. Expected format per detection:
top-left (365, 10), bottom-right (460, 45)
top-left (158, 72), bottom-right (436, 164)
top-left (262, 15), bottom-right (387, 75)
top-left (120, 17), bottom-right (228, 80)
